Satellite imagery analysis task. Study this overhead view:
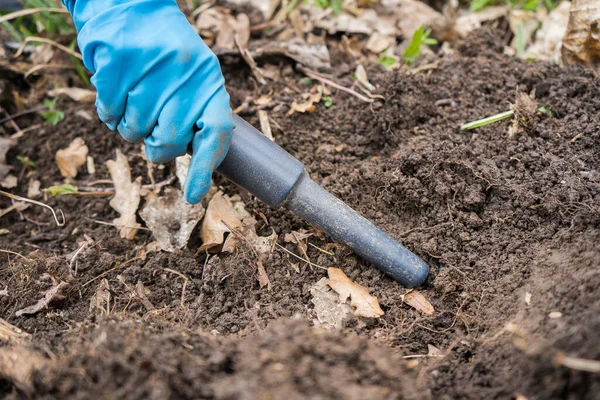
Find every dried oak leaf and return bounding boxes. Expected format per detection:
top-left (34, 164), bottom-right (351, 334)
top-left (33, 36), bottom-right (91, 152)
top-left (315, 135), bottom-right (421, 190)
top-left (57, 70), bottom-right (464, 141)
top-left (562, 0), bottom-right (600, 70)
top-left (326, 267), bottom-right (384, 318)
top-left (287, 85), bottom-right (323, 115)
top-left (402, 289), bottom-right (435, 315)
top-left (106, 149), bottom-right (141, 240)
top-left (140, 189), bottom-right (205, 252)
top-left (15, 279), bottom-right (69, 316)
top-left (524, 1), bottom-right (571, 63)
top-left (199, 191), bottom-right (256, 252)
top-left (310, 277), bottom-right (354, 329)
top-left (56, 137), bottom-right (89, 179)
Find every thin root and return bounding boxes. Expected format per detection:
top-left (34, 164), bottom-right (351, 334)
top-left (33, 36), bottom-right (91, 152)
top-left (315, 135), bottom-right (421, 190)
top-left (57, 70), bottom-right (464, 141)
top-left (0, 190), bottom-right (65, 226)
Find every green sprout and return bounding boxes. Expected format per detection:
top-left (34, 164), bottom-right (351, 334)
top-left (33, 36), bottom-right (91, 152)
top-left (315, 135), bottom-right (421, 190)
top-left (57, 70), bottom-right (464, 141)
top-left (299, 77), bottom-right (313, 86)
top-left (403, 25), bottom-right (438, 65)
top-left (40, 99), bottom-right (65, 126)
top-left (322, 96), bottom-right (333, 108)
top-left (461, 106), bottom-right (553, 130)
top-left (309, 0), bottom-right (343, 14)
top-left (16, 156), bottom-right (37, 170)
top-left (378, 55), bottom-right (398, 70)
top-left (538, 106), bottom-right (553, 117)
top-left (471, 0), bottom-right (555, 12)
top-left (43, 184), bottom-right (78, 196)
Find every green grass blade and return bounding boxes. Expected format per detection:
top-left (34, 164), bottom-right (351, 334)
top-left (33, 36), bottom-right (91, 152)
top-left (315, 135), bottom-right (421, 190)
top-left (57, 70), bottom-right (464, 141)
top-left (460, 110), bottom-right (514, 130)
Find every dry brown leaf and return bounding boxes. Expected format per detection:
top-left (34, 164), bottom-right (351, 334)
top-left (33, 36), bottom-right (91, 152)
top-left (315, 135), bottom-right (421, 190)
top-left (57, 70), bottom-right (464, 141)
top-left (223, 226), bottom-right (277, 258)
top-left (199, 191), bottom-right (255, 252)
top-left (0, 137), bottom-right (16, 188)
top-left (508, 9), bottom-right (547, 55)
top-left (355, 64), bottom-right (375, 91)
top-left (15, 278), bottom-right (69, 316)
top-left (562, 0), bottom-right (600, 71)
top-left (288, 85), bottom-right (323, 115)
top-left (48, 87), bottom-right (96, 104)
top-left (140, 189), bottom-right (205, 252)
top-left (402, 289), bottom-right (435, 315)
top-left (366, 31), bottom-right (393, 53)
top-left (106, 149), bottom-right (141, 240)
top-left (310, 277), bottom-right (354, 329)
top-left (393, 0), bottom-right (444, 38)
top-left (455, 5), bottom-right (508, 38)
top-left (327, 267), bottom-right (384, 318)
top-left (56, 137), bottom-right (89, 179)
top-left (196, 8), bottom-right (250, 50)
top-left (524, 1), bottom-right (571, 63)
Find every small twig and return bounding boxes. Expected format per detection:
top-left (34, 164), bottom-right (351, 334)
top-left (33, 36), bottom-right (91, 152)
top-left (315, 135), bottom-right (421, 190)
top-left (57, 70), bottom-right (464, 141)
top-left (297, 65), bottom-right (374, 103)
top-left (69, 242), bottom-right (90, 276)
top-left (275, 243), bottom-right (327, 271)
top-left (84, 217), bottom-right (152, 231)
top-left (164, 268), bottom-right (189, 308)
top-left (24, 63), bottom-right (75, 78)
top-left (257, 110), bottom-right (273, 141)
top-left (0, 105), bottom-right (46, 125)
top-left (0, 105), bottom-right (22, 136)
top-left (0, 190), bottom-right (65, 226)
top-left (82, 257), bottom-right (139, 288)
top-left (0, 249), bottom-right (30, 261)
top-left (308, 242), bottom-right (334, 256)
top-left (0, 7), bottom-right (69, 24)
top-left (402, 354), bottom-right (444, 359)
top-left (235, 34), bottom-right (266, 85)
top-left (13, 37), bottom-right (82, 60)
top-left (136, 280), bottom-right (155, 311)
top-left (11, 123), bottom-right (43, 140)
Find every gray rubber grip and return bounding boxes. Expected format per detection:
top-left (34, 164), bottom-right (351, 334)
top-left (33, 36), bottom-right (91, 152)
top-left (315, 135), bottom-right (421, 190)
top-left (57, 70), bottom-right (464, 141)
top-left (216, 114), bottom-right (305, 208)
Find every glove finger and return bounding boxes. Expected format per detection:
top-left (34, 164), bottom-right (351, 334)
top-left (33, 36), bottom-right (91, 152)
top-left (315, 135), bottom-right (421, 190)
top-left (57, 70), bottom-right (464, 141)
top-left (87, 40), bottom-right (132, 131)
top-left (144, 94), bottom-right (196, 164)
top-left (116, 73), bottom-right (168, 143)
top-left (185, 100), bottom-right (234, 203)
top-left (185, 119), bottom-right (233, 203)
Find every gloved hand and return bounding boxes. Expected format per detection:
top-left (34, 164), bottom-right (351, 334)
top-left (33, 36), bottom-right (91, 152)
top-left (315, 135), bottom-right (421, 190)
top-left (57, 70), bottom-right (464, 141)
top-left (62, 0), bottom-right (233, 203)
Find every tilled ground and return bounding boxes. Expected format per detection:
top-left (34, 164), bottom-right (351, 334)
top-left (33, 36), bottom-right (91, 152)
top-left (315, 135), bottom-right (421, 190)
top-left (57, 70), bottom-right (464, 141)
top-left (1, 30), bottom-right (599, 399)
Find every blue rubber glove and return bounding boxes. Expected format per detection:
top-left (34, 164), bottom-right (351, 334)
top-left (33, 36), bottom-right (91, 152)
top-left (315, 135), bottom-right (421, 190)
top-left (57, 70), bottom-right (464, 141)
top-left (62, 0), bottom-right (233, 203)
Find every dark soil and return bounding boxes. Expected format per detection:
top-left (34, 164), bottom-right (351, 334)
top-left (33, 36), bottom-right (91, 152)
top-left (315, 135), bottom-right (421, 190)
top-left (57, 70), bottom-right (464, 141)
top-left (1, 29), bottom-right (599, 399)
